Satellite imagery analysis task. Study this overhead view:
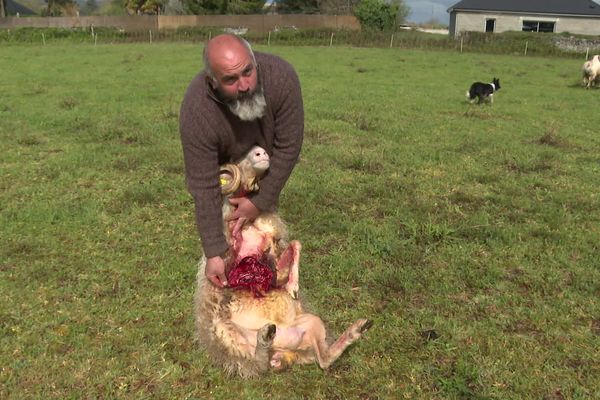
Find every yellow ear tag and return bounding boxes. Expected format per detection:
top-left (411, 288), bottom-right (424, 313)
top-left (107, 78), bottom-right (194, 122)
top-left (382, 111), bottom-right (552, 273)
top-left (220, 177), bottom-right (230, 186)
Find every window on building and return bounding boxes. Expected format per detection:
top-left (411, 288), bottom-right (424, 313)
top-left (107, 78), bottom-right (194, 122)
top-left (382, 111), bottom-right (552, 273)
top-left (538, 22), bottom-right (555, 32)
top-left (485, 19), bottom-right (495, 32)
top-left (522, 20), bottom-right (555, 33)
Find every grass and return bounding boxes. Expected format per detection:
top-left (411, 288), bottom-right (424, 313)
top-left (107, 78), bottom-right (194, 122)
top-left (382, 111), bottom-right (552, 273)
top-left (1, 43), bottom-right (599, 399)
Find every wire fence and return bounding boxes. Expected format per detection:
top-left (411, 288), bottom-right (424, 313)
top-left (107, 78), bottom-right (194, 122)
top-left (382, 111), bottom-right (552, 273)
top-left (1, 26), bottom-right (599, 59)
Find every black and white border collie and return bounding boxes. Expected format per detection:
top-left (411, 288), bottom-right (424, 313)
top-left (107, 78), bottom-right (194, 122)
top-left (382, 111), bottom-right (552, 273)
top-left (466, 78), bottom-right (501, 104)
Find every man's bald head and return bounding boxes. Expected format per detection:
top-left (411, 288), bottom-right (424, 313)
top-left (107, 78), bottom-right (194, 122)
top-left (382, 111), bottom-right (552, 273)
top-left (203, 34), bottom-right (256, 81)
top-left (201, 34), bottom-right (265, 121)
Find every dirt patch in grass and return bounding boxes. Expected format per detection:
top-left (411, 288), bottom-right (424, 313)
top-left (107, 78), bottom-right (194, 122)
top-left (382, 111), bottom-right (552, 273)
top-left (304, 127), bottom-right (343, 146)
top-left (463, 109), bottom-right (494, 119)
top-left (0, 264), bottom-right (16, 271)
top-left (17, 135), bottom-right (46, 146)
top-left (591, 319), bottom-right (600, 336)
top-left (537, 127), bottom-right (570, 148)
top-left (543, 388), bottom-right (567, 400)
top-left (60, 96), bottom-right (78, 110)
top-left (446, 190), bottom-right (487, 211)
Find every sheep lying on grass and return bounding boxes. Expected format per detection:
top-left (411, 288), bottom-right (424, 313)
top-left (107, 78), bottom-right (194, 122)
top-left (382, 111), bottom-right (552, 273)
top-left (193, 146), bottom-right (372, 378)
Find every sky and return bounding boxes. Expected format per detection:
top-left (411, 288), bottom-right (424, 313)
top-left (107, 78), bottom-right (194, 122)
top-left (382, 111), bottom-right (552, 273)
top-left (405, 0), bottom-right (457, 24)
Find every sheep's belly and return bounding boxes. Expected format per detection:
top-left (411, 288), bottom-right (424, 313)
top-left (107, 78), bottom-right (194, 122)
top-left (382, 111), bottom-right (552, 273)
top-left (229, 290), bottom-right (299, 330)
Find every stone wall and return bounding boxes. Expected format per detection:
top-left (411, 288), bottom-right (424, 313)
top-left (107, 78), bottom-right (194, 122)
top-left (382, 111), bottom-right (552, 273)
top-left (552, 36), bottom-right (600, 53)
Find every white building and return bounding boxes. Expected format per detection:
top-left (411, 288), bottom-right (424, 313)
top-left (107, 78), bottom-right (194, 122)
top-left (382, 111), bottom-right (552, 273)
top-left (448, 0), bottom-right (600, 37)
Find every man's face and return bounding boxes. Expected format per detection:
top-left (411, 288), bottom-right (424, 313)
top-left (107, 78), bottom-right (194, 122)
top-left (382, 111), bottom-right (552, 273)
top-left (211, 55), bottom-right (258, 102)
top-left (207, 42), bottom-right (266, 121)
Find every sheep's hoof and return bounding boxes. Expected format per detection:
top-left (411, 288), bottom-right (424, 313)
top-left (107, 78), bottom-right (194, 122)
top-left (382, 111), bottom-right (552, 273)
top-left (360, 319), bottom-right (373, 333)
top-left (258, 324), bottom-right (276, 347)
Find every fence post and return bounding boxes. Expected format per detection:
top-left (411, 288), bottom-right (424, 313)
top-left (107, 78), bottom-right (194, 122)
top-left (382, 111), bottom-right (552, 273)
top-left (91, 24), bottom-right (94, 38)
top-left (524, 41), bottom-right (528, 56)
top-left (209, 31), bottom-right (211, 40)
top-left (94, 33), bottom-right (97, 46)
top-left (389, 33), bottom-right (394, 48)
top-left (149, 30), bottom-right (153, 44)
top-left (268, 31), bottom-right (271, 46)
top-left (42, 33), bottom-right (46, 45)
top-left (585, 47), bottom-right (589, 60)
top-left (460, 37), bottom-right (463, 53)
top-left (329, 32), bottom-right (334, 47)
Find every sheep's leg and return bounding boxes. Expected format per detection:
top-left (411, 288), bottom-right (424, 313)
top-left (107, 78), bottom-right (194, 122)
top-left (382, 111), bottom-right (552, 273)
top-left (255, 324), bottom-right (277, 372)
top-left (289, 314), bottom-right (372, 369)
top-left (275, 240), bottom-right (301, 298)
top-left (585, 71), bottom-right (597, 88)
top-left (213, 319), bottom-right (258, 360)
top-left (313, 318), bottom-right (373, 369)
top-left (210, 321), bottom-right (276, 377)
top-left (212, 321), bottom-right (276, 373)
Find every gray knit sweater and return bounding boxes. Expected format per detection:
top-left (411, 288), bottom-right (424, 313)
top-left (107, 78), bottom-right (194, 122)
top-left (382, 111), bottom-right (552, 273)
top-left (179, 52), bottom-right (304, 258)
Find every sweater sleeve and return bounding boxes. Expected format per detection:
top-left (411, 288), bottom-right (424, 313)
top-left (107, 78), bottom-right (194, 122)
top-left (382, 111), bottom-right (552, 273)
top-left (250, 60), bottom-right (304, 212)
top-left (179, 90), bottom-right (229, 258)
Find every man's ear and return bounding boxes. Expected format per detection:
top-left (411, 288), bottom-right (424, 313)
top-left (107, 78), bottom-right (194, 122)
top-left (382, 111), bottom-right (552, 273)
top-left (205, 75), bottom-right (217, 89)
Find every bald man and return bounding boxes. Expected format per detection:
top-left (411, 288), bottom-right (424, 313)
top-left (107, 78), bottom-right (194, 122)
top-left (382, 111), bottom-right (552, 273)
top-left (179, 34), bottom-right (304, 288)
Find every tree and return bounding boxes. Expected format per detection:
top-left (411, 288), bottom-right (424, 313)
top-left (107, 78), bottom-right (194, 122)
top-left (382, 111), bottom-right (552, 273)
top-left (126, 0), bottom-right (166, 14)
top-left (275, 0), bottom-right (319, 14)
top-left (44, 0), bottom-right (79, 16)
top-left (182, 0), bottom-right (265, 14)
top-left (1, 0), bottom-right (6, 18)
top-left (390, 0), bottom-right (409, 27)
top-left (318, 0), bottom-right (361, 15)
top-left (354, 0), bottom-right (409, 31)
top-left (103, 0), bottom-right (129, 15)
top-left (226, 0), bottom-right (265, 14)
top-left (81, 0), bottom-right (99, 15)
top-left (164, 0), bottom-right (185, 15)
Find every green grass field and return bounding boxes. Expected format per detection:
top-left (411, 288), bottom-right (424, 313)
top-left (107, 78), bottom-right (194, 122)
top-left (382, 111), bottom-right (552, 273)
top-left (1, 43), bottom-right (599, 399)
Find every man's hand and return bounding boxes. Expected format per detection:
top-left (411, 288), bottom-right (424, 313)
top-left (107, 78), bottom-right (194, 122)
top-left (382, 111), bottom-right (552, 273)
top-left (227, 197), bottom-right (260, 237)
top-left (206, 256), bottom-right (228, 288)
top-left (227, 196), bottom-right (260, 220)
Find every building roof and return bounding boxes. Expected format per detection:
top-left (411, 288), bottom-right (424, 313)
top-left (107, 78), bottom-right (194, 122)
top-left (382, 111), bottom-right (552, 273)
top-left (448, 0), bottom-right (600, 17)
top-left (6, 0), bottom-right (37, 15)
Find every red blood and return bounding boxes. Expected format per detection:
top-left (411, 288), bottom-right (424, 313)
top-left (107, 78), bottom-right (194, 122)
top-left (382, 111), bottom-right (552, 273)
top-left (228, 256), bottom-right (274, 297)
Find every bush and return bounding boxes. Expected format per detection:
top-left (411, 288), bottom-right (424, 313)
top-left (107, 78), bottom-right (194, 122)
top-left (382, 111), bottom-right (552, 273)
top-left (354, 0), bottom-right (398, 32)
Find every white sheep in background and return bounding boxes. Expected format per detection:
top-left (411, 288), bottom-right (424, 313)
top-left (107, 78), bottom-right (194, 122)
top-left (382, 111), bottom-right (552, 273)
top-left (582, 55), bottom-right (600, 89)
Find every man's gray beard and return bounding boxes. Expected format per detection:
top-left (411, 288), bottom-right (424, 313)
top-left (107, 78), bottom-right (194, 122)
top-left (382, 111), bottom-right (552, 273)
top-left (227, 90), bottom-right (267, 121)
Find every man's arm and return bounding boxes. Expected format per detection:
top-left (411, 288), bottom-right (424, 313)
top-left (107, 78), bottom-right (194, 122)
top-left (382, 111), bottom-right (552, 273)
top-left (179, 88), bottom-right (229, 259)
top-left (185, 131), bottom-right (230, 287)
top-left (250, 61), bottom-right (304, 212)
